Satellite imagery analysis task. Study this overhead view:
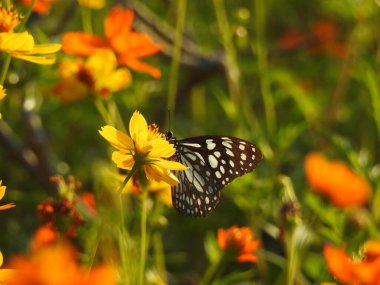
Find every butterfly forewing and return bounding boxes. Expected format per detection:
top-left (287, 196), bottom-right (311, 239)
top-left (169, 135), bottom-right (263, 217)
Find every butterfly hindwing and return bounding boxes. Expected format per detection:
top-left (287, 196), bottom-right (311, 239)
top-left (170, 135), bottom-right (263, 217)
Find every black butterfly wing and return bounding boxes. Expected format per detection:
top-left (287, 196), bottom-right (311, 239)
top-left (171, 136), bottom-right (263, 217)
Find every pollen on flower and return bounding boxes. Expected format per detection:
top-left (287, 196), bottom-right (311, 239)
top-left (0, 5), bottom-right (23, 32)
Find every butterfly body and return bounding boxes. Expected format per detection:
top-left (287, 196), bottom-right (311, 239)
top-left (166, 132), bottom-right (263, 217)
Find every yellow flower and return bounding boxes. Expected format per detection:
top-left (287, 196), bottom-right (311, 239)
top-left (0, 4), bottom-right (22, 33)
top-left (0, 85), bottom-right (6, 120)
top-left (0, 180), bottom-right (15, 210)
top-left (77, 0), bottom-right (105, 10)
top-left (115, 173), bottom-right (172, 206)
top-left (0, 32), bottom-right (61, 64)
top-left (0, 250), bottom-right (15, 284)
top-left (99, 111), bottom-right (187, 186)
top-left (53, 49), bottom-right (131, 102)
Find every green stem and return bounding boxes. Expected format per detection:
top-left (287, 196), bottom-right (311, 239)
top-left (138, 186), bottom-right (148, 285)
top-left (166, 0), bottom-right (187, 125)
top-left (253, 0), bottom-right (276, 137)
top-left (0, 55), bottom-right (11, 86)
top-left (200, 253), bottom-right (225, 285)
top-left (81, 8), bottom-right (93, 34)
top-left (15, 0), bottom-right (37, 32)
top-left (213, 0), bottom-right (241, 107)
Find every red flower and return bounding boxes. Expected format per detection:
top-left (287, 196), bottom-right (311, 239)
top-left (217, 225), bottom-right (260, 263)
top-left (62, 7), bottom-right (163, 78)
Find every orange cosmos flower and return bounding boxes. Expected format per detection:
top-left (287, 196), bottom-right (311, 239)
top-left (62, 7), bottom-right (163, 78)
top-left (304, 152), bottom-right (371, 207)
top-left (217, 225), bottom-right (260, 263)
top-left (324, 241), bottom-right (380, 285)
top-left (54, 49), bottom-right (131, 102)
top-left (21, 0), bottom-right (58, 15)
top-left (4, 243), bottom-right (116, 285)
top-left (309, 20), bottom-right (348, 58)
top-left (31, 224), bottom-right (60, 251)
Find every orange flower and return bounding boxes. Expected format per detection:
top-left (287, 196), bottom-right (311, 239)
top-left (324, 241), bottom-right (380, 285)
top-left (20, 0), bottom-right (58, 15)
top-left (217, 225), bottom-right (260, 263)
top-left (79, 192), bottom-right (97, 215)
top-left (4, 243), bottom-right (116, 285)
top-left (31, 224), bottom-right (60, 251)
top-left (62, 7), bottom-right (163, 78)
top-left (304, 152), bottom-right (371, 207)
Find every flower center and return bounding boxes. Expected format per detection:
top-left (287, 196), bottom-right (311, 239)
top-left (76, 66), bottom-right (95, 89)
top-left (0, 5), bottom-right (23, 32)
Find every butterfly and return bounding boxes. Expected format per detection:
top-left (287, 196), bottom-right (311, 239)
top-left (165, 131), bottom-right (263, 217)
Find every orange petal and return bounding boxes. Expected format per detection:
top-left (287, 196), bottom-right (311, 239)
top-left (117, 56), bottom-right (161, 78)
top-left (323, 244), bottom-right (356, 284)
top-left (0, 203), bottom-right (15, 210)
top-left (105, 7), bottom-right (134, 48)
top-left (62, 32), bottom-right (108, 56)
top-left (237, 253), bottom-right (258, 263)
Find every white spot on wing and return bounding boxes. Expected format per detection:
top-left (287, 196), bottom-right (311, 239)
top-left (181, 143), bottom-right (201, 148)
top-left (222, 141), bottom-right (232, 149)
top-left (208, 155), bottom-right (218, 168)
top-left (226, 149), bottom-right (234, 157)
top-left (241, 153), bottom-right (247, 160)
top-left (214, 151), bottom-right (221, 157)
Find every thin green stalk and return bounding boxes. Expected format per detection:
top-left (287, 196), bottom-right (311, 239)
top-left (213, 0), bottom-right (241, 107)
top-left (138, 186), bottom-right (148, 285)
top-left (81, 8), bottom-right (93, 34)
top-left (0, 56), bottom-right (11, 86)
top-left (152, 232), bottom-right (168, 284)
top-left (253, 0), bottom-right (276, 137)
top-left (4, 0), bottom-right (11, 8)
top-left (95, 98), bottom-right (113, 125)
top-left (117, 164), bottom-right (139, 283)
top-left (200, 253), bottom-right (225, 285)
top-left (15, 0), bottom-right (37, 32)
top-left (166, 0), bottom-right (187, 124)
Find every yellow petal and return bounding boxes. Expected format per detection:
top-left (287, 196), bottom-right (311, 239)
top-left (0, 32), bottom-right (34, 52)
top-left (87, 49), bottom-right (116, 78)
top-left (0, 268), bottom-right (16, 283)
top-left (0, 183), bottom-right (5, 200)
top-left (153, 159), bottom-right (188, 170)
top-left (10, 53), bottom-right (57, 64)
top-left (20, 43), bottom-right (62, 54)
top-left (148, 138), bottom-right (176, 158)
top-left (0, 86), bottom-right (6, 100)
top-left (144, 165), bottom-right (179, 186)
top-left (99, 126), bottom-right (134, 151)
top-left (78, 0), bottom-right (105, 9)
top-left (111, 151), bottom-right (134, 170)
top-left (98, 68), bottom-right (131, 93)
top-left (129, 111), bottom-right (148, 143)
top-left (0, 250), bottom-right (2, 267)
